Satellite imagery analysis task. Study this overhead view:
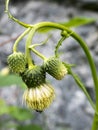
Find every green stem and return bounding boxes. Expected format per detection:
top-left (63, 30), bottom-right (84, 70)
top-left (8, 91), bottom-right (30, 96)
top-left (29, 46), bottom-right (47, 60)
top-left (55, 36), bottom-right (66, 57)
top-left (25, 28), bottom-right (37, 69)
top-left (71, 33), bottom-right (98, 108)
top-left (69, 69), bottom-right (96, 111)
top-left (13, 28), bottom-right (31, 52)
top-left (28, 35), bottom-right (51, 61)
top-left (91, 113), bottom-right (98, 130)
top-left (92, 79), bottom-right (98, 130)
top-left (5, 0), bottom-right (33, 28)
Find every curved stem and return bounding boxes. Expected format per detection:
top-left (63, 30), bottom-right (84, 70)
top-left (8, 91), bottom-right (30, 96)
top-left (32, 22), bottom-right (98, 130)
top-left (5, 0), bottom-right (33, 28)
top-left (34, 22), bottom-right (98, 107)
top-left (71, 33), bottom-right (98, 109)
top-left (13, 28), bottom-right (31, 52)
top-left (25, 28), bottom-right (36, 69)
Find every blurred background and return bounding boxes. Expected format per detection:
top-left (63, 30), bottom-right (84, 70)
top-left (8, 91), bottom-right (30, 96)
top-left (0, 0), bottom-right (98, 130)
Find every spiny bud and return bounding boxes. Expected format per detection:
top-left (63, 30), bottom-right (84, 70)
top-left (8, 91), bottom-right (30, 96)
top-left (21, 65), bottom-right (46, 88)
top-left (7, 52), bottom-right (26, 74)
top-left (44, 57), bottom-right (68, 80)
top-left (23, 83), bottom-right (55, 112)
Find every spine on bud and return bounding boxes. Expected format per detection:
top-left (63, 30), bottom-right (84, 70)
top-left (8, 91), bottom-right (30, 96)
top-left (7, 52), bottom-right (26, 74)
top-left (44, 57), bottom-right (68, 80)
top-left (21, 65), bottom-right (46, 88)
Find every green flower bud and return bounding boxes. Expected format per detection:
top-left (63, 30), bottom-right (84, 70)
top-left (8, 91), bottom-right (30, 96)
top-left (44, 57), bottom-right (68, 80)
top-left (23, 83), bottom-right (55, 112)
top-left (7, 52), bottom-right (26, 73)
top-left (21, 65), bottom-right (46, 88)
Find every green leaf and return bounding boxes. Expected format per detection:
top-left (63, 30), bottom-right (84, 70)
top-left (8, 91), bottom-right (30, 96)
top-left (8, 106), bottom-right (33, 121)
top-left (0, 74), bottom-right (24, 87)
top-left (38, 17), bottom-right (96, 33)
top-left (0, 99), bottom-right (9, 115)
top-left (61, 17), bottom-right (96, 28)
top-left (0, 99), bottom-right (32, 121)
top-left (17, 124), bottom-right (43, 130)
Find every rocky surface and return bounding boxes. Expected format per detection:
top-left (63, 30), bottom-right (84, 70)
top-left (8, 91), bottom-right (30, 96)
top-left (47, 0), bottom-right (98, 11)
top-left (0, 0), bottom-right (98, 130)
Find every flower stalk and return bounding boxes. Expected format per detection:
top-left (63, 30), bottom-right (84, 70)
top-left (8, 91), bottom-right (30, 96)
top-left (13, 28), bottom-right (31, 52)
top-left (5, 0), bottom-right (98, 129)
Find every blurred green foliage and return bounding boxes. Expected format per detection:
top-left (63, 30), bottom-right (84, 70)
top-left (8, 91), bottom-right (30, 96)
top-left (0, 99), bottom-right (43, 130)
top-left (0, 74), bottom-right (24, 87)
top-left (0, 99), bottom-right (32, 120)
top-left (17, 125), bottom-right (43, 130)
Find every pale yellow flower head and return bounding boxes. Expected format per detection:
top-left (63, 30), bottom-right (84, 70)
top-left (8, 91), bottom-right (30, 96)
top-left (23, 83), bottom-right (55, 112)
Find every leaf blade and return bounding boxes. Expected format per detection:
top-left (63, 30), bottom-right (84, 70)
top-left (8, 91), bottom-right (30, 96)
top-left (61, 17), bottom-right (96, 28)
top-left (8, 106), bottom-right (33, 121)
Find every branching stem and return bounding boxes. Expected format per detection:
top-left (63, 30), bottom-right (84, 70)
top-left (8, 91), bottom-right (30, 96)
top-left (5, 0), bottom-right (98, 129)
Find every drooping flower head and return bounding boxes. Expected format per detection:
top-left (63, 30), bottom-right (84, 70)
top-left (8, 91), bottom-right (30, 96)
top-left (44, 57), bottom-right (68, 80)
top-left (23, 83), bottom-right (55, 112)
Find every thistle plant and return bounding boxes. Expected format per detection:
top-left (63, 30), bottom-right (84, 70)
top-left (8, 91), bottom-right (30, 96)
top-left (5, 0), bottom-right (98, 129)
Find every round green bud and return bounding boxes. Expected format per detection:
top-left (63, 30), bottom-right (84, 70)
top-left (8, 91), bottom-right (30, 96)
top-left (7, 52), bottom-right (26, 74)
top-left (44, 57), bottom-right (68, 80)
top-left (21, 65), bottom-right (46, 88)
